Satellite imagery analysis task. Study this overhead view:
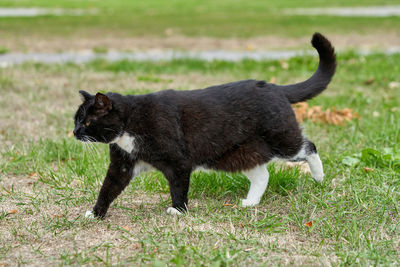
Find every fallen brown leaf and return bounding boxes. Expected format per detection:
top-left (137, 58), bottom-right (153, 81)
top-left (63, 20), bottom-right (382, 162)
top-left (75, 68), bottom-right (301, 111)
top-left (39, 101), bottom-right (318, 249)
top-left (364, 77), bottom-right (374, 85)
top-left (61, 157), bottom-right (76, 163)
top-left (9, 209), bottom-right (18, 214)
top-left (364, 167), bottom-right (374, 173)
top-left (29, 172), bottom-right (38, 178)
top-left (304, 221), bottom-right (313, 227)
top-left (293, 102), bottom-right (360, 125)
top-left (122, 225), bottom-right (131, 231)
top-left (132, 244), bottom-right (141, 250)
top-left (223, 203), bottom-right (234, 207)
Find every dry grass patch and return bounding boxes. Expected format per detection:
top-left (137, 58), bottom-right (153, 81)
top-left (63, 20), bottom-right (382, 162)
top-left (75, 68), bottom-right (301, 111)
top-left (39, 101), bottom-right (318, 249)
top-left (0, 173), bottom-right (338, 266)
top-left (2, 32), bottom-right (400, 53)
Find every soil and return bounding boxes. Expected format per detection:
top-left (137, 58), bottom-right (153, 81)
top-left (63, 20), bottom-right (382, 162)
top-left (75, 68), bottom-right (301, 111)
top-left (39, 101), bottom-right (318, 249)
top-left (2, 32), bottom-right (400, 53)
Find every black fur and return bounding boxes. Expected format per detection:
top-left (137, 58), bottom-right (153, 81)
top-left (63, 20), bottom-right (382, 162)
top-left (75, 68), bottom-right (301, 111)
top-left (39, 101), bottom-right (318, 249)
top-left (73, 33), bottom-right (336, 218)
top-left (276, 32), bottom-right (336, 103)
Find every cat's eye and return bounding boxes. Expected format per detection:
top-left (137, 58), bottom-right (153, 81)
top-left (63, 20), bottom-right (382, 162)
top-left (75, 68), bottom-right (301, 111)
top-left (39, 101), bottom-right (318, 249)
top-left (85, 121), bottom-right (91, 127)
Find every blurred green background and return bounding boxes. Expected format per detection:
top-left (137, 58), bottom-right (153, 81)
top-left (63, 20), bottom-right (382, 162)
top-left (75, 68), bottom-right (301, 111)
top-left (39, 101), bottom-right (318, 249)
top-left (1, 0), bottom-right (400, 52)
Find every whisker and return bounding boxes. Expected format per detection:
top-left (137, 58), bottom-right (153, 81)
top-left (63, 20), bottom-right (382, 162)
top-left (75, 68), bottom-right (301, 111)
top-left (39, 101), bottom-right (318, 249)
top-left (81, 135), bottom-right (100, 158)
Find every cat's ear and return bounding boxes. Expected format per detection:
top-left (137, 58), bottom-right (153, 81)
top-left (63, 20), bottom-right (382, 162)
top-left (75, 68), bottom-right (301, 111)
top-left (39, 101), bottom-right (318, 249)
top-left (79, 90), bottom-right (93, 102)
top-left (94, 93), bottom-right (112, 112)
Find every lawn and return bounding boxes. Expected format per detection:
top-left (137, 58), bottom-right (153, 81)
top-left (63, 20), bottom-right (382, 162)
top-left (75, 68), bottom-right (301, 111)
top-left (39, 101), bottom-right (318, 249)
top-left (1, 0), bottom-right (400, 265)
top-left (0, 51), bottom-right (399, 265)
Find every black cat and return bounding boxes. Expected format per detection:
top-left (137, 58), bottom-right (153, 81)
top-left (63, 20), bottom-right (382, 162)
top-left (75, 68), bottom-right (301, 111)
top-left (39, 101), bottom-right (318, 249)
top-left (74, 33), bottom-right (336, 218)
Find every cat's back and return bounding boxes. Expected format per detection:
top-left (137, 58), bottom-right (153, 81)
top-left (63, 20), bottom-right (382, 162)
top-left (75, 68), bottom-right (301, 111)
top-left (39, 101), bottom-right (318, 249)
top-left (177, 79), bottom-right (289, 115)
top-left (188, 79), bottom-right (271, 98)
top-left (131, 80), bottom-right (283, 107)
top-left (129, 80), bottom-right (292, 126)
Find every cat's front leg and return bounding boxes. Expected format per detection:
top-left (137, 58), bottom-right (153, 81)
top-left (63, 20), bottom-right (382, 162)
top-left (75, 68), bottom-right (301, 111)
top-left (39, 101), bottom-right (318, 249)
top-left (88, 145), bottom-right (134, 219)
top-left (163, 166), bottom-right (191, 215)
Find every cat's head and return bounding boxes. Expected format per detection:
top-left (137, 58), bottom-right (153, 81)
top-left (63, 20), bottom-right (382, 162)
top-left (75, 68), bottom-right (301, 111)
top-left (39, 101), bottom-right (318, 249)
top-left (73, 90), bottom-right (124, 143)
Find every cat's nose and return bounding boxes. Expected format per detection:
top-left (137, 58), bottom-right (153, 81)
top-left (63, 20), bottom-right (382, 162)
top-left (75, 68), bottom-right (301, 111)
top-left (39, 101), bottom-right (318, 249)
top-left (73, 127), bottom-right (80, 137)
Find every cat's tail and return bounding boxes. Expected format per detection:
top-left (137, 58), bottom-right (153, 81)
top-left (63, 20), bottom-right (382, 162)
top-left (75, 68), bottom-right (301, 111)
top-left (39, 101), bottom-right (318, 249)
top-left (273, 33), bottom-right (336, 104)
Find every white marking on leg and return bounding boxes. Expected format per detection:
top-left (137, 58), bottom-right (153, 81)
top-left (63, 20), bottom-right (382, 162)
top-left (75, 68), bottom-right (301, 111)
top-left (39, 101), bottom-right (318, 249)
top-left (290, 144), bottom-right (307, 161)
top-left (110, 132), bottom-right (136, 154)
top-left (132, 160), bottom-right (155, 177)
top-left (306, 153), bottom-right (324, 182)
top-left (166, 207), bottom-right (182, 215)
top-left (194, 166), bottom-right (211, 173)
top-left (241, 164), bottom-right (269, 207)
top-left (85, 210), bottom-right (95, 219)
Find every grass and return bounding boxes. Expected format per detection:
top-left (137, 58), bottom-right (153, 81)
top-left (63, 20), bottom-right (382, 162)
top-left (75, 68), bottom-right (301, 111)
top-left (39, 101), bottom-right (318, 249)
top-left (0, 51), bottom-right (399, 265)
top-left (0, 47), bottom-right (8, 55)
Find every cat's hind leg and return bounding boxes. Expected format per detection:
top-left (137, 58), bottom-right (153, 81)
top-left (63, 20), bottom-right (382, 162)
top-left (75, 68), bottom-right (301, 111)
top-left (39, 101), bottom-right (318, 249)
top-left (290, 139), bottom-right (324, 182)
top-left (241, 164), bottom-right (269, 207)
top-left (306, 153), bottom-right (324, 182)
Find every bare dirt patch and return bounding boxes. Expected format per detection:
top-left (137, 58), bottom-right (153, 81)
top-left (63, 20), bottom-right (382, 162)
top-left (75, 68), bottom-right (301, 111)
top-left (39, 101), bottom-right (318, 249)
top-left (2, 32), bottom-right (400, 53)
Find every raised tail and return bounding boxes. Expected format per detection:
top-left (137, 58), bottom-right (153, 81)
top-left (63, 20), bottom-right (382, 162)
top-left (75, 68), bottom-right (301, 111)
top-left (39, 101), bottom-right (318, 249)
top-left (273, 33), bottom-right (336, 104)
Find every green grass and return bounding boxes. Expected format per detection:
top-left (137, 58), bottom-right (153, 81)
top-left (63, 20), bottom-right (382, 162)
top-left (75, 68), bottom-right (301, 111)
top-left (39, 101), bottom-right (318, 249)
top-left (0, 52), bottom-right (400, 265)
top-left (0, 47), bottom-right (8, 54)
top-left (1, 0), bottom-right (400, 40)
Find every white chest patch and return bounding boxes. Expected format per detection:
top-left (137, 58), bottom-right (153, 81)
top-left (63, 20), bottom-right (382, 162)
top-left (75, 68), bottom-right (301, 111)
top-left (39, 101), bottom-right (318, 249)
top-left (111, 132), bottom-right (136, 154)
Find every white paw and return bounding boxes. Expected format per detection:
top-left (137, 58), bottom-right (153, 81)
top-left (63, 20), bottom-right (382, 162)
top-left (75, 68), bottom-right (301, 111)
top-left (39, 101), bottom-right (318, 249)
top-left (166, 207), bottom-right (183, 216)
top-left (241, 198), bottom-right (260, 207)
top-left (85, 210), bottom-right (95, 219)
top-left (312, 173), bottom-right (324, 183)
